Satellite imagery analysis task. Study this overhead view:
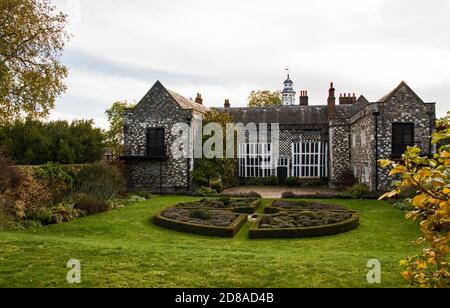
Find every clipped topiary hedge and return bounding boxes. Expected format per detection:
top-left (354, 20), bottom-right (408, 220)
top-left (153, 211), bottom-right (248, 238)
top-left (249, 212), bottom-right (360, 239)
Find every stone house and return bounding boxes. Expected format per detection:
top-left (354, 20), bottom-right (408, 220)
top-left (122, 77), bottom-right (436, 192)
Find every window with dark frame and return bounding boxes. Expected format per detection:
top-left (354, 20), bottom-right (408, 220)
top-left (146, 128), bottom-right (165, 158)
top-left (392, 123), bottom-right (414, 157)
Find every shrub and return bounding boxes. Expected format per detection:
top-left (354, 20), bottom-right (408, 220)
top-left (286, 177), bottom-right (300, 186)
top-left (246, 178), bottom-right (264, 186)
top-left (281, 191), bottom-right (296, 199)
top-left (26, 201), bottom-right (82, 225)
top-left (133, 191), bottom-right (154, 200)
top-left (0, 152), bottom-right (19, 193)
top-left (219, 191), bottom-right (262, 198)
top-left (73, 194), bottom-right (109, 215)
top-left (348, 183), bottom-right (371, 199)
top-left (125, 195), bottom-right (147, 204)
top-left (192, 186), bottom-right (218, 197)
top-left (297, 210), bottom-right (319, 220)
top-left (73, 163), bottom-right (125, 201)
top-left (35, 162), bottom-right (73, 204)
top-left (0, 167), bottom-right (52, 219)
top-left (210, 179), bottom-right (223, 193)
top-left (192, 172), bottom-right (209, 188)
top-left (189, 209), bottom-right (211, 220)
top-left (264, 176), bottom-right (279, 186)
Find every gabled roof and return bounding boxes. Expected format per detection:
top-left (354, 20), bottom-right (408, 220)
top-left (377, 81), bottom-right (424, 104)
top-left (166, 87), bottom-right (209, 113)
top-left (134, 81), bottom-right (209, 114)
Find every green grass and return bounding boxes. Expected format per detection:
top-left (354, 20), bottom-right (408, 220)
top-left (0, 196), bottom-right (421, 288)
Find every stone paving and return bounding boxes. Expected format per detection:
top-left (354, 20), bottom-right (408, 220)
top-left (222, 186), bottom-right (338, 199)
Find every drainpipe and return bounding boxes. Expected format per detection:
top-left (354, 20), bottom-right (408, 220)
top-left (427, 111), bottom-right (434, 156)
top-left (373, 108), bottom-right (380, 191)
top-left (186, 115), bottom-right (193, 192)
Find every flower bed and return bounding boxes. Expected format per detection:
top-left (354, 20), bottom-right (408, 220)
top-left (249, 200), bottom-right (359, 239)
top-left (153, 208), bottom-right (247, 238)
top-left (174, 197), bottom-right (261, 214)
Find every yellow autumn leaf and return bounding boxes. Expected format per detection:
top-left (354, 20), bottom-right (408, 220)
top-left (379, 159), bottom-right (392, 168)
top-left (389, 165), bottom-right (407, 176)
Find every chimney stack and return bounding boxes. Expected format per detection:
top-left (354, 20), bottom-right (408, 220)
top-left (327, 82), bottom-right (336, 119)
top-left (339, 92), bottom-right (357, 105)
top-left (224, 99), bottom-right (230, 108)
top-left (299, 90), bottom-right (309, 106)
top-left (195, 93), bottom-right (203, 105)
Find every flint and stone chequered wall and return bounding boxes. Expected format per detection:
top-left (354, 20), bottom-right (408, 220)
top-left (124, 83), bottom-right (195, 193)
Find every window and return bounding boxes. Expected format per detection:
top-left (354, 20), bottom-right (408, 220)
top-left (292, 142), bottom-right (328, 178)
top-left (146, 128), bottom-right (165, 158)
top-left (238, 143), bottom-right (272, 177)
top-left (392, 123), bottom-right (414, 157)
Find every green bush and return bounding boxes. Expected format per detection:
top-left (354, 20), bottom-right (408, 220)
top-left (73, 194), bottom-right (110, 215)
top-left (73, 163), bottom-right (125, 201)
top-left (264, 176), bottom-right (279, 186)
top-left (286, 177), bottom-right (300, 186)
top-left (220, 191), bottom-right (262, 198)
top-left (281, 191), bottom-right (296, 198)
top-left (133, 191), bottom-right (154, 200)
top-left (27, 201), bottom-right (82, 225)
top-left (35, 163), bottom-right (73, 204)
top-left (192, 171), bottom-right (209, 187)
top-left (192, 186), bottom-right (218, 197)
top-left (348, 183), bottom-right (371, 199)
top-left (210, 179), bottom-right (223, 193)
top-left (190, 209), bottom-right (211, 220)
top-left (246, 178), bottom-right (264, 186)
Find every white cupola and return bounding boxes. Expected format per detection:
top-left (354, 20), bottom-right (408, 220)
top-left (281, 73), bottom-right (296, 105)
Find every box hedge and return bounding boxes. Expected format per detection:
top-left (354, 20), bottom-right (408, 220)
top-left (249, 212), bottom-right (360, 239)
top-left (153, 211), bottom-right (248, 238)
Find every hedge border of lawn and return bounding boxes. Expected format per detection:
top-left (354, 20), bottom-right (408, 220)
top-left (248, 212), bottom-right (360, 239)
top-left (153, 211), bottom-right (248, 238)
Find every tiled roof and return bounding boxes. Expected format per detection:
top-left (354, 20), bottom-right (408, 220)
top-left (166, 88), bottom-right (209, 114)
top-left (217, 105), bottom-right (329, 124)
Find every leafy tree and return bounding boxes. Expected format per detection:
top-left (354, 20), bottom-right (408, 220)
top-left (247, 90), bottom-right (282, 107)
top-left (0, 119), bottom-right (105, 165)
top-left (193, 110), bottom-right (236, 189)
top-left (105, 101), bottom-right (135, 158)
top-left (0, 0), bottom-right (70, 122)
top-left (380, 112), bottom-right (450, 288)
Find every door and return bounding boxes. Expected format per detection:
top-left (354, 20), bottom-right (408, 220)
top-left (277, 166), bottom-right (288, 184)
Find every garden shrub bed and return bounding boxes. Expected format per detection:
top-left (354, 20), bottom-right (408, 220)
top-left (269, 200), bottom-right (351, 212)
top-left (153, 208), bottom-right (248, 238)
top-left (249, 211), bottom-right (360, 239)
top-left (174, 197), bottom-right (261, 214)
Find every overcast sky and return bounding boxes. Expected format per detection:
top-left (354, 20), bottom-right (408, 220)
top-left (51, 0), bottom-right (450, 128)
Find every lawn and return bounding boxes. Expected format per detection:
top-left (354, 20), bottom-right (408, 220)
top-left (0, 196), bottom-right (421, 288)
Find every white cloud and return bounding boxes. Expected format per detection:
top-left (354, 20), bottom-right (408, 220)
top-left (51, 0), bottom-right (450, 127)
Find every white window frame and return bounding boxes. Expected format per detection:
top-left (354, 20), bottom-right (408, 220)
top-left (238, 143), bottom-right (272, 178)
top-left (292, 141), bottom-right (328, 178)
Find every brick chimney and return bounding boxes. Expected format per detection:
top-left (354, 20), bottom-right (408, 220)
top-left (224, 99), bottom-right (230, 108)
top-left (299, 90), bottom-right (309, 106)
top-left (339, 93), bottom-right (357, 105)
top-left (327, 82), bottom-right (336, 119)
top-left (195, 93), bottom-right (203, 105)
